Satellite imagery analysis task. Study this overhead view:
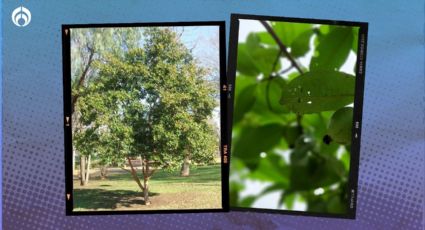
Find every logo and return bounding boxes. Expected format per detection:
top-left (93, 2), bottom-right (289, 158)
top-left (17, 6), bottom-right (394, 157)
top-left (11, 6), bottom-right (31, 27)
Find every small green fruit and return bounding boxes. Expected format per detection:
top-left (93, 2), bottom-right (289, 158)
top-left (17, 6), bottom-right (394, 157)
top-left (284, 125), bottom-right (302, 148)
top-left (324, 107), bottom-right (353, 145)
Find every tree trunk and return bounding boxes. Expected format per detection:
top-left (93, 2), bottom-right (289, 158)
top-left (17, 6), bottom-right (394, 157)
top-left (100, 166), bottom-right (108, 179)
top-left (143, 158), bottom-right (151, 205)
top-left (86, 155), bottom-right (91, 184)
top-left (79, 155), bottom-right (91, 186)
top-left (72, 149), bottom-right (76, 176)
top-left (180, 155), bottom-right (190, 177)
top-left (126, 157), bottom-right (155, 205)
top-left (143, 177), bottom-right (151, 205)
top-left (80, 155), bottom-right (87, 186)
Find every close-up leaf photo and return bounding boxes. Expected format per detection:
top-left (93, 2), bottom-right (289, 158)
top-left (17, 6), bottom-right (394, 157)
top-left (229, 16), bottom-right (364, 217)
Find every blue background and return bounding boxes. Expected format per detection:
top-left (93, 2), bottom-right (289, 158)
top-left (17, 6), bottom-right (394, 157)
top-left (2, 0), bottom-right (424, 229)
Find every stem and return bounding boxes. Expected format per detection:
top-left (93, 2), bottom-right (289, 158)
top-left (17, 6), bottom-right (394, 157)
top-left (260, 21), bottom-right (304, 74)
top-left (261, 20), bottom-right (305, 130)
top-left (265, 51), bottom-right (283, 112)
top-left (270, 50), bottom-right (283, 77)
top-left (296, 114), bottom-right (303, 133)
top-left (279, 64), bottom-right (294, 75)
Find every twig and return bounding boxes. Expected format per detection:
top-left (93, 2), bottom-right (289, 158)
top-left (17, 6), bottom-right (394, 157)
top-left (279, 64), bottom-right (294, 75)
top-left (265, 50), bottom-right (282, 112)
top-left (260, 21), bottom-right (304, 74)
top-left (270, 50), bottom-right (283, 77)
top-left (261, 20), bottom-right (305, 131)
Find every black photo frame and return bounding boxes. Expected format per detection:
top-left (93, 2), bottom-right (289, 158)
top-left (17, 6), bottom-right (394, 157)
top-left (227, 14), bottom-right (368, 219)
top-left (62, 21), bottom-right (229, 215)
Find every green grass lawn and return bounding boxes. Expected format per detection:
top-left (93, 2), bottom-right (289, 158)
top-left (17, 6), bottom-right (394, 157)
top-left (73, 164), bottom-right (222, 211)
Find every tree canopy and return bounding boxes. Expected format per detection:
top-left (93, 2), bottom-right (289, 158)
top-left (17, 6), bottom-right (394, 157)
top-left (73, 27), bottom-right (219, 171)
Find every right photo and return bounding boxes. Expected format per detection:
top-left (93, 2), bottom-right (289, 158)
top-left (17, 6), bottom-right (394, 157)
top-left (229, 15), bottom-right (367, 218)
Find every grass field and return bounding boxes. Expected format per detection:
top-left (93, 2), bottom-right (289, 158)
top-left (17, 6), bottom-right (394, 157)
top-left (73, 164), bottom-right (222, 211)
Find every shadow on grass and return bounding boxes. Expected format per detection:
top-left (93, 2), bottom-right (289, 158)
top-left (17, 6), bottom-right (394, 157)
top-left (151, 164), bottom-right (222, 183)
top-left (74, 189), bottom-right (159, 210)
top-left (104, 164), bottom-right (221, 184)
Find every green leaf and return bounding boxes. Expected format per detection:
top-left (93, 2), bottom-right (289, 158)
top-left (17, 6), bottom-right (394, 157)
top-left (243, 110), bottom-right (289, 126)
top-left (248, 153), bottom-right (289, 186)
top-left (237, 44), bottom-right (260, 76)
top-left (284, 125), bottom-right (302, 148)
top-left (257, 23), bottom-right (313, 58)
top-left (230, 181), bottom-right (244, 206)
top-left (235, 75), bottom-right (257, 95)
top-left (327, 195), bottom-right (347, 213)
top-left (301, 113), bottom-right (329, 140)
top-left (257, 32), bottom-right (275, 45)
top-left (232, 124), bottom-right (284, 170)
top-left (340, 150), bottom-right (350, 171)
top-left (289, 152), bottom-right (346, 191)
top-left (233, 84), bottom-right (257, 124)
top-left (237, 33), bottom-right (281, 77)
top-left (254, 76), bottom-right (288, 113)
top-left (280, 70), bottom-right (355, 114)
top-left (308, 197), bottom-right (328, 213)
top-left (325, 107), bottom-right (354, 145)
top-left (281, 192), bottom-right (296, 209)
top-left (272, 22), bottom-right (312, 48)
top-left (290, 30), bottom-right (313, 57)
top-left (310, 26), bottom-right (354, 71)
top-left (290, 134), bottom-right (316, 163)
top-left (246, 32), bottom-right (261, 49)
top-left (240, 195), bottom-right (257, 207)
top-left (260, 183), bottom-right (287, 196)
top-left (352, 27), bottom-right (360, 53)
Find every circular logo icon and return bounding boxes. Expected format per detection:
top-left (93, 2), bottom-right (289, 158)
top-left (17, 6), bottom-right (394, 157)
top-left (11, 6), bottom-right (31, 27)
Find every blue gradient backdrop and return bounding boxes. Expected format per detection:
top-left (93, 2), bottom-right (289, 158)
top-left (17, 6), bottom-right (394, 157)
top-left (2, 1), bottom-right (424, 229)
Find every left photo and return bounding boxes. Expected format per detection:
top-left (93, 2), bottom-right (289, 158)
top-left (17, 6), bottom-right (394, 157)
top-left (62, 22), bottom-right (226, 214)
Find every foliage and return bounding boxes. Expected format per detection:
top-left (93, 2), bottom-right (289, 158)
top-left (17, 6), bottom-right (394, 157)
top-left (71, 28), bottom-right (142, 158)
top-left (73, 27), bottom-right (218, 170)
top-left (230, 21), bottom-right (359, 215)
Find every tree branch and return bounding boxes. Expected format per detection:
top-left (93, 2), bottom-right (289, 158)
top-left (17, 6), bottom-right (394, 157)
top-left (127, 157), bottom-right (145, 191)
top-left (71, 46), bottom-right (95, 114)
top-left (260, 20), bottom-right (304, 131)
top-left (260, 21), bottom-right (304, 74)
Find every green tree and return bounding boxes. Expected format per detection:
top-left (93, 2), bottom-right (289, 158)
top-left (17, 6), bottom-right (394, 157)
top-left (230, 20), bottom-right (359, 214)
top-left (76, 27), bottom-right (218, 204)
top-left (71, 28), bottom-right (141, 185)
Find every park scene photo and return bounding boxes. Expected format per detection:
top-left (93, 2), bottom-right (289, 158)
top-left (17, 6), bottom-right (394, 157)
top-left (230, 18), bottom-right (361, 215)
top-left (67, 24), bottom-right (223, 211)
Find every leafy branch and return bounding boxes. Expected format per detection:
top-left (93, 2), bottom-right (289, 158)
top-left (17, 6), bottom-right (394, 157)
top-left (260, 21), bottom-right (304, 74)
top-left (260, 20), bottom-right (304, 130)
top-left (71, 45), bottom-right (95, 114)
